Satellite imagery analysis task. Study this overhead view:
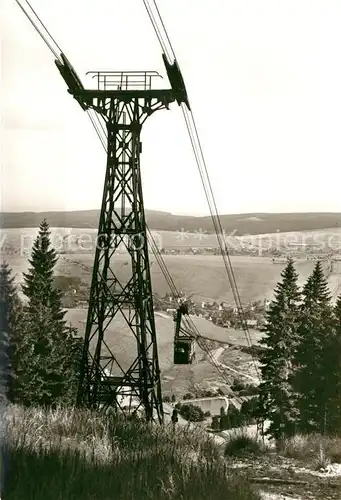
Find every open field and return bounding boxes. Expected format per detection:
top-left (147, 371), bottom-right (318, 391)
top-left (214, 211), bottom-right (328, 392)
top-left (1, 226), bottom-right (321, 303)
top-left (7, 252), bottom-right (317, 303)
top-left (52, 253), bottom-right (319, 303)
top-left (1, 226), bottom-right (247, 253)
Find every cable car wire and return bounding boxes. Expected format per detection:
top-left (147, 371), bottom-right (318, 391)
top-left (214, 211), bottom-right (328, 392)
top-left (142, 0), bottom-right (174, 65)
top-left (22, 0), bottom-right (63, 54)
top-left (86, 118), bottom-right (250, 397)
top-left (13, 0), bottom-right (62, 61)
top-left (143, 0), bottom-right (260, 381)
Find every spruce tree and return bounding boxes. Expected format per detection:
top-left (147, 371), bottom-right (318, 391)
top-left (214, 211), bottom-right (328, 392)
top-left (9, 308), bottom-right (32, 405)
top-left (292, 261), bottom-right (334, 434)
top-left (22, 219), bottom-right (66, 330)
top-left (20, 220), bottom-right (82, 406)
top-left (0, 262), bottom-right (15, 403)
top-left (256, 258), bottom-right (301, 440)
top-left (321, 295), bottom-right (341, 433)
top-left (22, 305), bottom-right (68, 406)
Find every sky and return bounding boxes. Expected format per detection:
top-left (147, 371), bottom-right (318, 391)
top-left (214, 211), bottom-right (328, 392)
top-left (1, 0), bottom-right (341, 216)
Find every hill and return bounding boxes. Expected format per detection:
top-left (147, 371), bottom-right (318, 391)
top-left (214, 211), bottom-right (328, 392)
top-left (64, 308), bottom-right (262, 397)
top-left (2, 210), bottom-right (341, 235)
top-left (7, 247), bottom-right (318, 305)
top-left (58, 254), bottom-right (316, 304)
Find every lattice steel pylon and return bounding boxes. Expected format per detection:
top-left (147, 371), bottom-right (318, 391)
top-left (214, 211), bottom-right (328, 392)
top-left (55, 53), bottom-right (189, 422)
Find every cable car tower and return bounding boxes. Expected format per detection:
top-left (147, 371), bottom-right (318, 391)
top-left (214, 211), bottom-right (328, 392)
top-left (55, 53), bottom-right (190, 422)
top-left (14, 0), bottom-right (259, 426)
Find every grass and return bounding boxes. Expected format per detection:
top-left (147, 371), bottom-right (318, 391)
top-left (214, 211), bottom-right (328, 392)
top-left (2, 404), bottom-right (261, 500)
top-left (222, 430), bottom-right (341, 468)
top-left (278, 433), bottom-right (341, 465)
top-left (224, 431), bottom-right (269, 458)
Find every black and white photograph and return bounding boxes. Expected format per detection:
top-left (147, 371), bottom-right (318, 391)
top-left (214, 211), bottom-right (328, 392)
top-left (1, 1), bottom-right (341, 499)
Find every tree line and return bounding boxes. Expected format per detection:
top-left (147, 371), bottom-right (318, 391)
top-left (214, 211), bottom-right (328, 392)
top-left (256, 258), bottom-right (341, 440)
top-left (0, 220), bottom-right (83, 407)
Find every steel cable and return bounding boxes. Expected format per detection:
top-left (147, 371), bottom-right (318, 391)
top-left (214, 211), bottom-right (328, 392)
top-left (14, 0), bottom-right (62, 61)
top-left (143, 0), bottom-right (260, 381)
top-left (89, 121), bottom-right (247, 395)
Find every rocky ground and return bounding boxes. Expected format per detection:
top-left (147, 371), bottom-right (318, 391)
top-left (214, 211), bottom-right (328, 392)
top-left (228, 452), bottom-right (341, 500)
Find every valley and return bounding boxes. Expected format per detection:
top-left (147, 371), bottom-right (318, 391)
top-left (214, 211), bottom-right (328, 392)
top-left (3, 224), bottom-right (341, 401)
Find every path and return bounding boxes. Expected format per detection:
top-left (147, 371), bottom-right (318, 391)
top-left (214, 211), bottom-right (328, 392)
top-left (212, 346), bottom-right (259, 383)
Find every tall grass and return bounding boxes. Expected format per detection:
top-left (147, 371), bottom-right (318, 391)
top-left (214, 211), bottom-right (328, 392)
top-left (224, 430), bottom-right (269, 458)
top-left (278, 433), bottom-right (341, 465)
top-left (3, 405), bottom-right (261, 500)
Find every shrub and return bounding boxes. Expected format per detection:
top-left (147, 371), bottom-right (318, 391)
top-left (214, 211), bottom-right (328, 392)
top-left (178, 403), bottom-right (205, 422)
top-left (231, 378), bottom-right (246, 392)
top-left (313, 444), bottom-right (331, 471)
top-left (220, 406), bottom-right (247, 430)
top-left (183, 393), bottom-right (194, 400)
top-left (224, 433), bottom-right (266, 458)
top-left (239, 385), bottom-right (259, 397)
top-left (211, 416), bottom-right (220, 430)
top-left (240, 345), bottom-right (266, 357)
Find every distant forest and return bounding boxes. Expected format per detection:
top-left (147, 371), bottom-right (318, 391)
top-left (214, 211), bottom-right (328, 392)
top-left (1, 210), bottom-right (341, 235)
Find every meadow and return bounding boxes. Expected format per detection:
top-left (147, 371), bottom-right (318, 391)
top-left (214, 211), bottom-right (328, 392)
top-left (4, 250), bottom-right (321, 304)
top-left (1, 226), bottom-right (321, 304)
top-left (4, 405), bottom-right (341, 500)
top-left (3, 405), bottom-right (261, 500)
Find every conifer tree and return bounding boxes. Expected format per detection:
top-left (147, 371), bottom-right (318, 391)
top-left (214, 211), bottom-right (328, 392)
top-left (17, 305), bottom-right (78, 407)
top-left (20, 220), bottom-right (82, 406)
top-left (328, 296), bottom-right (341, 433)
top-left (292, 261), bottom-right (334, 434)
top-left (22, 219), bottom-right (66, 330)
top-left (0, 262), bottom-right (15, 403)
top-left (256, 258), bottom-right (301, 440)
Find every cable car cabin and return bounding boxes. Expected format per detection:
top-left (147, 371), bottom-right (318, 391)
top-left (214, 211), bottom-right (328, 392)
top-left (174, 337), bottom-right (195, 364)
top-left (173, 302), bottom-right (195, 364)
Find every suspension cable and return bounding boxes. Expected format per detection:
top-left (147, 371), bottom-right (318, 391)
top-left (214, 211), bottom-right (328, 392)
top-left (150, 0), bottom-right (176, 60)
top-left (87, 111), bottom-right (107, 151)
top-left (147, 229), bottom-right (257, 392)
top-left (143, 0), bottom-right (260, 380)
top-left (14, 1), bottom-right (109, 152)
top-left (142, 0), bottom-right (174, 64)
top-left (23, 0), bottom-right (63, 53)
top-left (14, 0), bottom-right (62, 61)
top-left (88, 114), bottom-right (251, 395)
top-left (182, 105), bottom-right (258, 358)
